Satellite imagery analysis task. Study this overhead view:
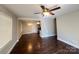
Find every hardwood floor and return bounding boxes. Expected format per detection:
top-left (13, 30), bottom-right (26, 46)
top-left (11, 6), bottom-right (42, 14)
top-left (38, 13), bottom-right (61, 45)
top-left (10, 33), bottom-right (79, 54)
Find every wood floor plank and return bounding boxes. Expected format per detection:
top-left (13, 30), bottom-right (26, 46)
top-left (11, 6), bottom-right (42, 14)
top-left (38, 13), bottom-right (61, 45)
top-left (10, 33), bottom-right (79, 54)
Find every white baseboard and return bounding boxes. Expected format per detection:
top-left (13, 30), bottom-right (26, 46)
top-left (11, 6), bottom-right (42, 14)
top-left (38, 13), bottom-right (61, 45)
top-left (57, 37), bottom-right (79, 49)
top-left (40, 34), bottom-right (56, 38)
top-left (7, 40), bottom-right (19, 54)
top-left (22, 32), bottom-right (38, 35)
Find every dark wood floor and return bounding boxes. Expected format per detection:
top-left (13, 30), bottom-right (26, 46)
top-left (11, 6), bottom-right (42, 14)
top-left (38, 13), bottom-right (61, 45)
top-left (10, 33), bottom-right (79, 54)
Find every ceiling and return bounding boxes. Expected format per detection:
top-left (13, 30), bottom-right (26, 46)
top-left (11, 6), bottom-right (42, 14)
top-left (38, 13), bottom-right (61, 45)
top-left (2, 4), bottom-right (79, 20)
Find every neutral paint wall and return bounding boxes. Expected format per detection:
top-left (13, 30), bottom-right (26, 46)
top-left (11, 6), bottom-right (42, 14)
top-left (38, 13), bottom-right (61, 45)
top-left (40, 17), bottom-right (56, 37)
top-left (0, 6), bottom-right (18, 53)
top-left (0, 12), bottom-right (12, 50)
top-left (57, 10), bottom-right (79, 48)
top-left (17, 20), bottom-right (22, 40)
top-left (22, 21), bottom-right (38, 34)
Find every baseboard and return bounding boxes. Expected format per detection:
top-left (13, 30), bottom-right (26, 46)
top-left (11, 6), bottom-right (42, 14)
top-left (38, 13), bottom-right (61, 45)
top-left (57, 37), bottom-right (79, 49)
top-left (22, 32), bottom-right (38, 35)
top-left (18, 34), bottom-right (22, 40)
top-left (40, 34), bottom-right (56, 38)
top-left (7, 39), bottom-right (19, 54)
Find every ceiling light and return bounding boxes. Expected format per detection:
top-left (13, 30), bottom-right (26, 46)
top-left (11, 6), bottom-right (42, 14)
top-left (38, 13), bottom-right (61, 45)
top-left (27, 23), bottom-right (33, 26)
top-left (36, 22), bottom-right (40, 24)
top-left (43, 12), bottom-right (50, 16)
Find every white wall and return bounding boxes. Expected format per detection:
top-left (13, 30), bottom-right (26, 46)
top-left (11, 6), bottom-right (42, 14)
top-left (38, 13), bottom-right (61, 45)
top-left (0, 12), bottom-right (12, 49)
top-left (57, 10), bottom-right (79, 48)
top-left (40, 17), bottom-right (56, 37)
top-left (17, 20), bottom-right (22, 40)
top-left (22, 21), bottom-right (38, 34)
top-left (0, 6), bottom-right (18, 53)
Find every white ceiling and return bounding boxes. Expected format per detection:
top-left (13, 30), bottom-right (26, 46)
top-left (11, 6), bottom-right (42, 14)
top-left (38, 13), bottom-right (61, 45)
top-left (2, 4), bottom-right (79, 20)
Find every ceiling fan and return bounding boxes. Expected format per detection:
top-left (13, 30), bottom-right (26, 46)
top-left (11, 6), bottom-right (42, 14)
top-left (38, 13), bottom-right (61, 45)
top-left (34, 5), bottom-right (61, 16)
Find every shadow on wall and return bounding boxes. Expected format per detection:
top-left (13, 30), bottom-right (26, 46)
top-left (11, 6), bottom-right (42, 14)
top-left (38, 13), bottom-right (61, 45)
top-left (40, 17), bottom-right (57, 37)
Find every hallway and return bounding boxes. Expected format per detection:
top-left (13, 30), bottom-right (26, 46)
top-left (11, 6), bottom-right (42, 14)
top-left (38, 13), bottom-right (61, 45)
top-left (11, 33), bottom-right (79, 54)
top-left (0, 4), bottom-right (79, 54)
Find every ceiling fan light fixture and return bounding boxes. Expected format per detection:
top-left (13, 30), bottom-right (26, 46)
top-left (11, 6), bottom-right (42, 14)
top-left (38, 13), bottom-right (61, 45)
top-left (43, 12), bottom-right (50, 16)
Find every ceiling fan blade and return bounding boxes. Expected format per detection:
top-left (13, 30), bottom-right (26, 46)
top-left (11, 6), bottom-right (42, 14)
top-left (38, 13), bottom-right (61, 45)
top-left (34, 12), bottom-right (41, 14)
top-left (40, 5), bottom-right (49, 12)
top-left (40, 5), bottom-right (45, 10)
top-left (50, 7), bottom-right (61, 11)
top-left (50, 12), bottom-right (55, 15)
